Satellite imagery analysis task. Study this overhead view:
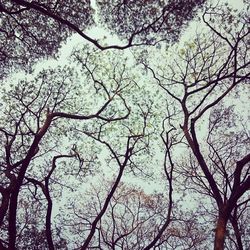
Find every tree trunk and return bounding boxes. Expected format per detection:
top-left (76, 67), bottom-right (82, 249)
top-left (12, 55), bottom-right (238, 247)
top-left (46, 194), bottom-right (54, 250)
top-left (214, 215), bottom-right (227, 250)
top-left (8, 191), bottom-right (18, 250)
top-left (230, 215), bottom-right (243, 250)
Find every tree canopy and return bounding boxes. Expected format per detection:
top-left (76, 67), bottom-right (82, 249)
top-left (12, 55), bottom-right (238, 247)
top-left (0, 0), bottom-right (205, 78)
top-left (0, 1), bottom-right (249, 250)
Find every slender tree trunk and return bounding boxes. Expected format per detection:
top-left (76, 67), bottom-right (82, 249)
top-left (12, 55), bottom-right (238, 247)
top-left (230, 216), bottom-right (243, 250)
top-left (81, 166), bottom-right (125, 250)
top-left (214, 215), bottom-right (227, 250)
top-left (8, 191), bottom-right (18, 250)
top-left (46, 194), bottom-right (54, 250)
top-left (7, 116), bottom-right (52, 249)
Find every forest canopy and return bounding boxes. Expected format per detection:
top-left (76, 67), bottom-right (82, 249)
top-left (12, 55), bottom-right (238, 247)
top-left (0, 0), bottom-right (249, 250)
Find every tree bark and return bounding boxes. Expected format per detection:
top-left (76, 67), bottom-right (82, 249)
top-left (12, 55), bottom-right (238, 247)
top-left (230, 215), bottom-right (243, 250)
top-left (214, 215), bottom-right (227, 250)
top-left (45, 194), bottom-right (54, 250)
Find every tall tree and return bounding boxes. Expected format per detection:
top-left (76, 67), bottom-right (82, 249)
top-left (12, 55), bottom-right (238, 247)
top-left (143, 4), bottom-right (249, 249)
top-left (0, 47), bottom-right (133, 249)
